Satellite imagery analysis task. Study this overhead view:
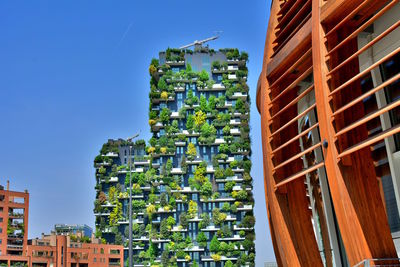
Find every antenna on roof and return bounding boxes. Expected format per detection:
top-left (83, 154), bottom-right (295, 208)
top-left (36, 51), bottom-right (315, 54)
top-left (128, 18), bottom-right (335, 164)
top-left (179, 31), bottom-right (222, 50)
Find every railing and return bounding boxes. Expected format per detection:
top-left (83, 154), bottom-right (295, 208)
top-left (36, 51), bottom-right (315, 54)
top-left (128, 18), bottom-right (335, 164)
top-left (354, 259), bottom-right (400, 267)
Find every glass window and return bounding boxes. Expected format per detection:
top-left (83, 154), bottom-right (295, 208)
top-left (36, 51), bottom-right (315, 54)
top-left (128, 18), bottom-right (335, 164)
top-left (172, 67), bottom-right (179, 73)
top-left (380, 54), bottom-right (400, 151)
top-left (177, 93), bottom-right (183, 100)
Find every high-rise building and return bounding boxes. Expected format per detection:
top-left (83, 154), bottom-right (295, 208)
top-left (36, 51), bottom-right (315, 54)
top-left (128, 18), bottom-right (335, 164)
top-left (54, 224), bottom-right (93, 238)
top-left (94, 44), bottom-right (255, 266)
top-left (0, 181), bottom-right (29, 265)
top-left (93, 139), bottom-right (147, 257)
top-left (257, 0), bottom-right (400, 266)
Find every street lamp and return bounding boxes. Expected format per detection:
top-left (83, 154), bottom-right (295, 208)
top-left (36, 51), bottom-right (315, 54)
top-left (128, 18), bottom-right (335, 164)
top-left (126, 133), bottom-right (139, 267)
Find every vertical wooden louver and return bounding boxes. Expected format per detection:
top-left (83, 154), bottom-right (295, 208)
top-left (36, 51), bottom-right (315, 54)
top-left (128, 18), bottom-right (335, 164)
top-left (258, 0), bottom-right (400, 266)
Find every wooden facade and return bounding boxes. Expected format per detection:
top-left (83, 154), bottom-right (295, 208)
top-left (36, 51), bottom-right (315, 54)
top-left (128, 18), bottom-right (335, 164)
top-left (257, 0), bottom-right (400, 266)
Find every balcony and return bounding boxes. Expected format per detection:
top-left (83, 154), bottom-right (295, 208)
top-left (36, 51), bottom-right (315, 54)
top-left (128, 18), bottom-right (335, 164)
top-left (211, 83), bottom-right (226, 90)
top-left (7, 244), bottom-right (23, 250)
top-left (170, 111), bottom-right (182, 119)
top-left (231, 92), bottom-right (248, 100)
top-left (227, 65), bottom-right (239, 71)
top-left (230, 128), bottom-right (240, 135)
top-left (200, 225), bottom-right (220, 232)
top-left (104, 152), bottom-right (118, 157)
top-left (171, 167), bottom-right (183, 174)
top-left (218, 234), bottom-right (244, 241)
top-left (109, 177), bottom-right (118, 183)
top-left (229, 119), bottom-right (241, 126)
top-left (228, 74), bottom-right (237, 80)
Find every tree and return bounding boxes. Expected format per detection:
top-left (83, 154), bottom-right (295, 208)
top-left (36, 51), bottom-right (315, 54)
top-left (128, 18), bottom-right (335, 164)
top-left (210, 235), bottom-right (220, 252)
top-left (160, 107), bottom-right (171, 124)
top-left (225, 181), bottom-right (236, 192)
top-left (199, 123), bottom-right (217, 144)
top-left (194, 165), bottom-right (206, 183)
top-left (194, 110), bottom-right (206, 128)
top-left (219, 143), bottom-right (229, 154)
top-left (242, 215), bottom-right (255, 229)
top-left (235, 190), bottom-right (248, 200)
top-left (114, 232), bottom-right (123, 245)
top-left (109, 202), bottom-right (122, 226)
top-left (161, 91), bottom-right (168, 100)
top-left (225, 260), bottom-right (234, 267)
top-left (179, 212), bottom-right (188, 229)
top-left (161, 250), bottom-right (169, 267)
top-left (199, 94), bottom-right (208, 112)
top-left (235, 98), bottom-right (245, 113)
top-left (186, 143), bottom-right (197, 160)
top-left (214, 168), bottom-right (225, 179)
top-left (192, 260), bottom-right (199, 267)
top-left (186, 114), bottom-right (194, 131)
top-left (188, 200), bottom-right (198, 219)
top-left (199, 70), bottom-right (209, 82)
top-left (147, 241), bottom-right (158, 259)
top-left (243, 160), bottom-right (252, 172)
top-left (149, 64), bottom-right (157, 76)
top-left (160, 193), bottom-right (168, 207)
top-left (158, 77), bottom-right (167, 91)
top-left (165, 159), bottom-right (173, 176)
top-left (196, 232), bottom-right (207, 247)
top-left (98, 191), bottom-right (107, 204)
top-left (199, 213), bottom-right (210, 229)
top-left (160, 219), bottom-right (169, 239)
top-left (240, 51), bottom-right (249, 61)
top-left (212, 208), bottom-right (227, 226)
top-left (167, 216), bottom-right (176, 229)
top-left (200, 181), bottom-right (213, 198)
top-left (223, 125), bottom-right (231, 135)
top-left (146, 204), bottom-right (156, 220)
top-left (224, 167), bottom-right (234, 177)
top-left (212, 61), bottom-right (221, 70)
top-left (98, 166), bottom-right (106, 174)
top-left (208, 95), bottom-right (216, 110)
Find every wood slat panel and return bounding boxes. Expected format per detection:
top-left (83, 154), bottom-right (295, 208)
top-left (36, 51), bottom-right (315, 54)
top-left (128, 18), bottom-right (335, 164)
top-left (270, 66), bottom-right (313, 104)
top-left (270, 103), bottom-right (316, 138)
top-left (338, 124), bottom-right (400, 158)
top-left (329, 46), bottom-right (400, 96)
top-left (271, 123), bottom-right (319, 154)
top-left (333, 72), bottom-right (400, 116)
top-left (274, 162), bottom-right (325, 189)
top-left (335, 99), bottom-right (400, 137)
top-left (273, 142), bottom-right (322, 171)
top-left (328, 19), bottom-right (400, 76)
top-left (326, 0), bottom-right (399, 56)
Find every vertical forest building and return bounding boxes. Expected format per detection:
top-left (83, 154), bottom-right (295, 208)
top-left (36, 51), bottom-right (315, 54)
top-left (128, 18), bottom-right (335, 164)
top-left (94, 44), bottom-right (255, 266)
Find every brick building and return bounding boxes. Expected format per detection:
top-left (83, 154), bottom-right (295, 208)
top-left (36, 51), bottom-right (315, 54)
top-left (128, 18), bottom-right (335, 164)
top-left (0, 182), bottom-right (123, 267)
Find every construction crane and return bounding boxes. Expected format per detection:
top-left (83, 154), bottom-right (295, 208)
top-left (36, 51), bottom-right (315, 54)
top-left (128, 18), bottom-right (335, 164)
top-left (179, 32), bottom-right (222, 50)
top-left (126, 132), bottom-right (140, 142)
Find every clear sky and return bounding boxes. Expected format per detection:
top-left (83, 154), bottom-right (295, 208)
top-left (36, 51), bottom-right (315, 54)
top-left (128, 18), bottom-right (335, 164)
top-left (0, 1), bottom-right (274, 265)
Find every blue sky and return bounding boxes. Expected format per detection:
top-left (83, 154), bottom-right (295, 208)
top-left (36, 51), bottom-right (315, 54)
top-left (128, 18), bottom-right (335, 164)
top-left (0, 1), bottom-right (274, 265)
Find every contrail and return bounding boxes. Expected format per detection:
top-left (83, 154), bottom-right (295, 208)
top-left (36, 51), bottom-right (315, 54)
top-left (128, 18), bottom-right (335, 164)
top-left (112, 22), bottom-right (133, 54)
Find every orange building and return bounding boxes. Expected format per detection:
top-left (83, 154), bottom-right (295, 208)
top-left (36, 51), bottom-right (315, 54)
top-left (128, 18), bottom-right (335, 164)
top-left (0, 182), bottom-right (123, 267)
top-left (257, 0), bottom-right (400, 266)
top-left (0, 181), bottom-right (29, 266)
top-left (26, 232), bottom-right (123, 267)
